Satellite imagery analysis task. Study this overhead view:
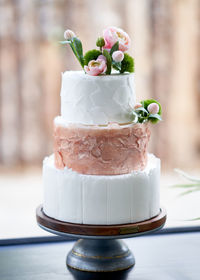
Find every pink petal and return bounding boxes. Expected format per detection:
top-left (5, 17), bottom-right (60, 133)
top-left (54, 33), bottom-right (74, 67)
top-left (98, 55), bottom-right (107, 62)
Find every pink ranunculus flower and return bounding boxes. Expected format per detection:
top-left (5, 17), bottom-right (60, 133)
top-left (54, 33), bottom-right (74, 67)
top-left (84, 57), bottom-right (107, 76)
top-left (147, 103), bottom-right (159, 114)
top-left (103, 26), bottom-right (131, 52)
top-left (112, 50), bottom-right (124, 62)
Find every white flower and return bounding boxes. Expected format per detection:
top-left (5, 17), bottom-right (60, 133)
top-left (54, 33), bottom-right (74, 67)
top-left (64, 29), bottom-right (76, 40)
top-left (112, 50), bottom-right (124, 62)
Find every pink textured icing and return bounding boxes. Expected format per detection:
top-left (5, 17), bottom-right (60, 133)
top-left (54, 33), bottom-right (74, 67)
top-left (54, 122), bottom-right (150, 175)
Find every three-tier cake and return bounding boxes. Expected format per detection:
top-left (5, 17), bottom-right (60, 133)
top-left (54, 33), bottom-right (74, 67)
top-left (42, 27), bottom-right (162, 225)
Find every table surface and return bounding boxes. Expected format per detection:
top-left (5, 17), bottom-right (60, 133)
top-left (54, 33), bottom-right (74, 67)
top-left (0, 230), bottom-right (200, 280)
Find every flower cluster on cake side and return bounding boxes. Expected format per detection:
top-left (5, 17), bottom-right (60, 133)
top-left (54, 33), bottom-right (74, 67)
top-left (61, 26), bottom-right (162, 125)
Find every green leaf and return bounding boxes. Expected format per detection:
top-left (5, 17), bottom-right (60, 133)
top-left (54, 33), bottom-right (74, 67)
top-left (69, 44), bottom-right (79, 62)
top-left (61, 40), bottom-right (81, 67)
top-left (120, 53), bottom-right (134, 73)
top-left (186, 217), bottom-right (200, 221)
top-left (112, 61), bottom-right (121, 71)
top-left (71, 37), bottom-right (84, 67)
top-left (171, 183), bottom-right (200, 189)
top-left (59, 40), bottom-right (71, 44)
top-left (141, 99), bottom-right (162, 116)
top-left (149, 113), bottom-right (162, 123)
top-left (149, 114), bottom-right (162, 120)
top-left (60, 37), bottom-right (84, 69)
top-left (84, 49), bottom-right (102, 65)
top-left (103, 49), bottom-right (112, 74)
top-left (138, 118), bottom-right (147, 124)
top-left (178, 188), bottom-right (200, 197)
top-left (72, 37), bottom-right (83, 56)
top-left (135, 107), bottom-right (149, 114)
top-left (130, 111), bottom-right (138, 123)
top-left (174, 168), bottom-right (200, 183)
top-left (133, 106), bottom-right (149, 123)
top-left (110, 41), bottom-right (119, 56)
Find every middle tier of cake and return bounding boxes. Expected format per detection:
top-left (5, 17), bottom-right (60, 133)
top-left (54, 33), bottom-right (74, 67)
top-left (54, 116), bottom-right (151, 175)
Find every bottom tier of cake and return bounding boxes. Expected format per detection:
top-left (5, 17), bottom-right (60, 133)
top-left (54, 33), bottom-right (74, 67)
top-left (43, 154), bottom-right (160, 225)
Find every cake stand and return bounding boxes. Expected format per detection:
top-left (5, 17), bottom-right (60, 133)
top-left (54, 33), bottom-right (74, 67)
top-left (36, 205), bottom-right (166, 272)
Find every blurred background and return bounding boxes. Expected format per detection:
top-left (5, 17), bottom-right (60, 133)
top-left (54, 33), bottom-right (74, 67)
top-left (0, 0), bottom-right (200, 238)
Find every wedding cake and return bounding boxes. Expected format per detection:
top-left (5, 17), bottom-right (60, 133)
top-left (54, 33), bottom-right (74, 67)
top-left (42, 27), bottom-right (162, 225)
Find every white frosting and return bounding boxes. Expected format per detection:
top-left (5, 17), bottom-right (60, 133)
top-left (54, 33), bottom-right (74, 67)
top-left (60, 71), bottom-right (135, 125)
top-left (43, 154), bottom-right (160, 225)
top-left (54, 115), bottom-right (134, 129)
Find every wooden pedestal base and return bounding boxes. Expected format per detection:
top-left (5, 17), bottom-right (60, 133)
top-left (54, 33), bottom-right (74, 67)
top-left (36, 205), bottom-right (166, 272)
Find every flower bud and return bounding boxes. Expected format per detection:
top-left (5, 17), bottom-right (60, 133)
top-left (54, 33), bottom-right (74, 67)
top-left (147, 103), bottom-right (159, 114)
top-left (64, 29), bottom-right (76, 40)
top-left (134, 103), bottom-right (142, 109)
top-left (112, 50), bottom-right (124, 62)
top-left (96, 37), bottom-right (105, 48)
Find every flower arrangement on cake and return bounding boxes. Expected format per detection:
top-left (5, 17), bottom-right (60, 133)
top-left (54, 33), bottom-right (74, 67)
top-left (60, 26), bottom-right (133, 76)
top-left (61, 26), bottom-right (162, 125)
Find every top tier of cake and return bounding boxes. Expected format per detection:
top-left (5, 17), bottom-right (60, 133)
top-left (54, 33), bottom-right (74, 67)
top-left (60, 71), bottom-right (135, 125)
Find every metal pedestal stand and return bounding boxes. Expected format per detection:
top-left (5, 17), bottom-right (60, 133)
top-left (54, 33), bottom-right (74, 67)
top-left (36, 205), bottom-right (166, 272)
